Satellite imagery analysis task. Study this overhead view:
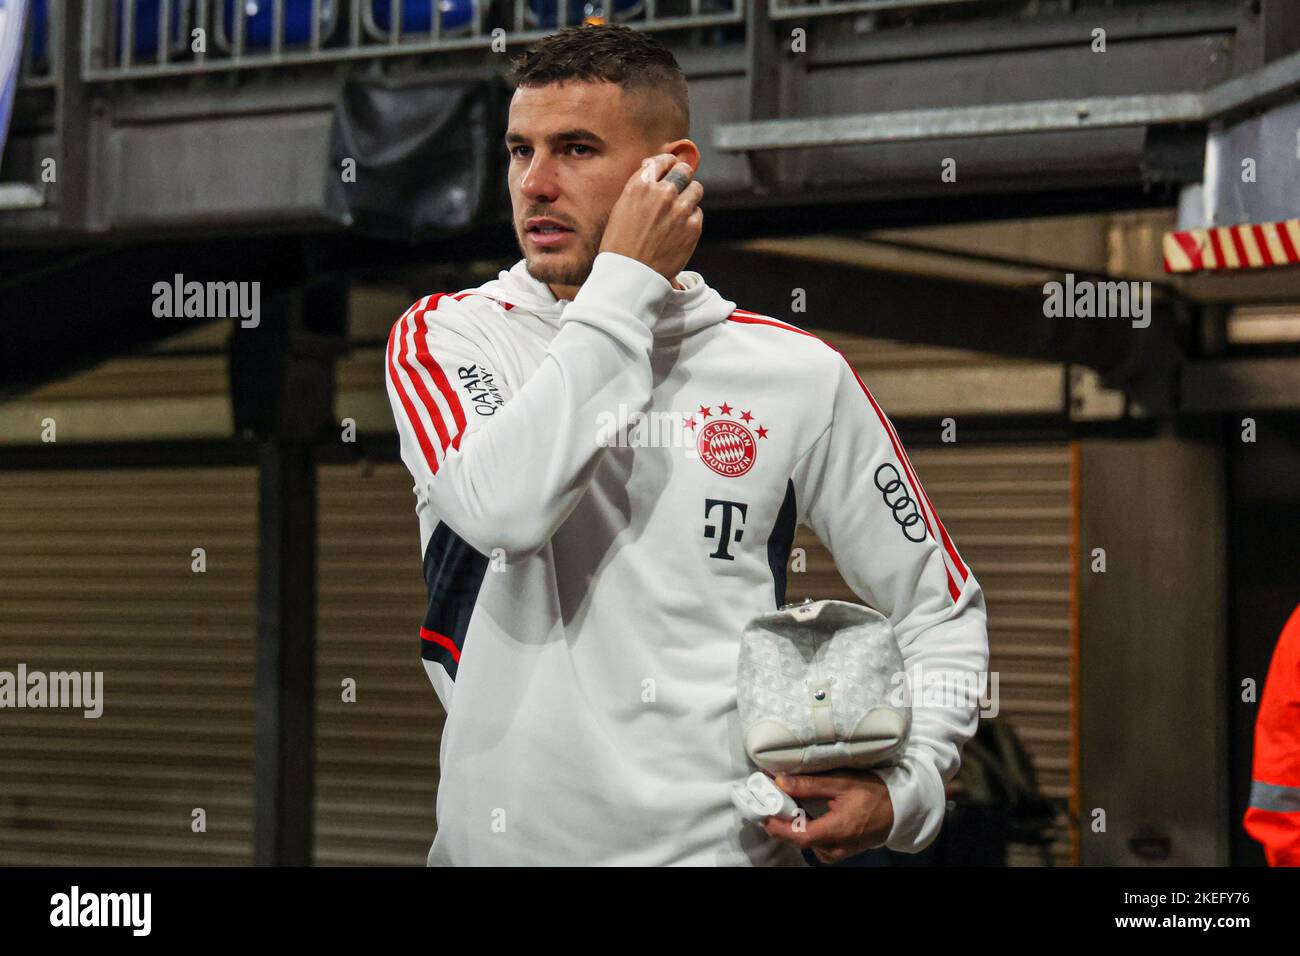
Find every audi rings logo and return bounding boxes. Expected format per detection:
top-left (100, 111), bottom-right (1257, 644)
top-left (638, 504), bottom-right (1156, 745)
top-left (874, 464), bottom-right (927, 543)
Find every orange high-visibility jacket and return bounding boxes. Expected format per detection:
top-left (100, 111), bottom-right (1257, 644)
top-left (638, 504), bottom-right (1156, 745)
top-left (1244, 602), bottom-right (1300, 866)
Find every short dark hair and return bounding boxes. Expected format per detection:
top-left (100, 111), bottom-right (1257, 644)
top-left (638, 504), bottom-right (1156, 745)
top-left (508, 24), bottom-right (690, 139)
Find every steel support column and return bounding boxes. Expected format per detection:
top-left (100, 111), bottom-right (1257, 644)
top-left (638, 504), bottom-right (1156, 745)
top-left (242, 275), bottom-right (346, 867)
top-left (253, 438), bottom-right (318, 866)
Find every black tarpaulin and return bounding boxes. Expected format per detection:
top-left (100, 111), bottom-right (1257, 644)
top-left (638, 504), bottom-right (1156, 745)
top-left (325, 75), bottom-right (510, 242)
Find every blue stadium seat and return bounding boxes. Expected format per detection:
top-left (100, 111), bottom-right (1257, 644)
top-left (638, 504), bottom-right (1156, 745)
top-left (526, 0), bottom-right (644, 30)
top-left (28, 0), bottom-right (48, 67)
top-left (370, 0), bottom-right (479, 36)
top-left (221, 0), bottom-right (338, 49)
top-left (116, 0), bottom-right (187, 60)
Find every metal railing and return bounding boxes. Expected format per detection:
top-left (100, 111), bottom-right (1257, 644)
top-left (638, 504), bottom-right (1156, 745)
top-left (79, 0), bottom-right (745, 81)
top-left (14, 0), bottom-right (1251, 87)
top-left (769, 0), bottom-right (976, 20)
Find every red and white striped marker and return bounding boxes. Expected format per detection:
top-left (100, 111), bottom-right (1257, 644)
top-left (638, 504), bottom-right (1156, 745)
top-left (1164, 219), bottom-right (1300, 273)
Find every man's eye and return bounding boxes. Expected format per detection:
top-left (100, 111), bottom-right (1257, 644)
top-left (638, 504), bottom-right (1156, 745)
top-left (508, 145), bottom-right (591, 158)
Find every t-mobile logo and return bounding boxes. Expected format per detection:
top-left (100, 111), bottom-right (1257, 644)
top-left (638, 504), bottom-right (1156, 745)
top-left (704, 498), bottom-right (747, 560)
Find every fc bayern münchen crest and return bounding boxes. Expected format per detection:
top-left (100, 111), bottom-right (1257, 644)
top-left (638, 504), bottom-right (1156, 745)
top-left (684, 402), bottom-right (768, 477)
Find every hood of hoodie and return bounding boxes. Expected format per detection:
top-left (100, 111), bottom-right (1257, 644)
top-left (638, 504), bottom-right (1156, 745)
top-left (469, 258), bottom-right (736, 340)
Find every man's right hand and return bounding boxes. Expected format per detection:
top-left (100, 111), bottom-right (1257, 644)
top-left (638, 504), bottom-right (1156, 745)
top-left (599, 154), bottom-right (704, 284)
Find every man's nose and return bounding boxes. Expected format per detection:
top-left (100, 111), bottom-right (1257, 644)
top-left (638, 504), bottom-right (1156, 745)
top-left (520, 154), bottom-right (560, 200)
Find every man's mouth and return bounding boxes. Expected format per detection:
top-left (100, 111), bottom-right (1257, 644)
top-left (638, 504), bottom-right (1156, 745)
top-left (525, 218), bottom-right (573, 233)
top-left (525, 218), bottom-right (574, 247)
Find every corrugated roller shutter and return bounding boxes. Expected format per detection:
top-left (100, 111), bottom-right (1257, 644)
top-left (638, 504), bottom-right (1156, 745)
top-left (781, 443), bottom-right (1076, 866)
top-left (314, 462), bottom-right (440, 866)
top-left (0, 466), bottom-right (258, 865)
top-left (0, 454), bottom-right (1073, 865)
top-left (0, 462), bottom-right (442, 866)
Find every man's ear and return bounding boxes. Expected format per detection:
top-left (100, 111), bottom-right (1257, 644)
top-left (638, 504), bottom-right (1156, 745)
top-left (661, 139), bottom-right (702, 175)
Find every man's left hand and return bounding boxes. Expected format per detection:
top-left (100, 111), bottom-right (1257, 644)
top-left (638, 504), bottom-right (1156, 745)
top-left (763, 770), bottom-right (894, 864)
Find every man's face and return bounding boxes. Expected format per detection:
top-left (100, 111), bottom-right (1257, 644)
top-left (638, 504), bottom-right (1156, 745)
top-left (506, 80), bottom-right (667, 293)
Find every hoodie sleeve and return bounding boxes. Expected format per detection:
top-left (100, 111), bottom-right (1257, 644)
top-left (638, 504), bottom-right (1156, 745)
top-left (791, 353), bottom-right (990, 854)
top-left (386, 252), bottom-right (671, 561)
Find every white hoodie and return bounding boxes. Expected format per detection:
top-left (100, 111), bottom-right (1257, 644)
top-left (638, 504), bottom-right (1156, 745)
top-left (385, 251), bottom-right (989, 866)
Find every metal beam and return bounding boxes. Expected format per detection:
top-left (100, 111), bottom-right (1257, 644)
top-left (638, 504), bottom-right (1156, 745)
top-left (801, 2), bottom-right (1241, 67)
top-left (716, 50), bottom-right (1300, 152)
top-left (1203, 48), bottom-right (1300, 119)
top-left (1182, 358), bottom-right (1300, 413)
top-left (716, 93), bottom-right (1205, 151)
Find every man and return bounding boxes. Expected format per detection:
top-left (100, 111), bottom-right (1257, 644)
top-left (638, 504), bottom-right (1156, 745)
top-left (386, 24), bottom-right (988, 866)
top-left (1244, 601), bottom-right (1300, 866)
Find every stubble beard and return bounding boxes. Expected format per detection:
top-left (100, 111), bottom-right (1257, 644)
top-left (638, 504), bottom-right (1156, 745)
top-left (520, 212), bottom-right (608, 292)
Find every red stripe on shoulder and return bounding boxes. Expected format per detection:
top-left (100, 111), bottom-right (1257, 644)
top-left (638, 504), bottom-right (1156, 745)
top-left (846, 363), bottom-right (969, 586)
top-left (727, 311), bottom-right (821, 340)
top-left (410, 307), bottom-right (469, 441)
top-left (397, 297), bottom-right (455, 453)
top-left (728, 307), bottom-right (968, 596)
top-left (393, 291), bottom-right (494, 458)
top-left (387, 296), bottom-right (445, 475)
top-left (452, 291), bottom-right (515, 310)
